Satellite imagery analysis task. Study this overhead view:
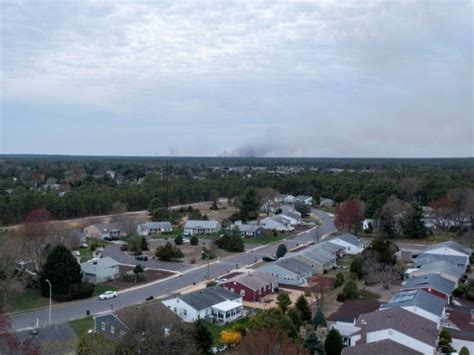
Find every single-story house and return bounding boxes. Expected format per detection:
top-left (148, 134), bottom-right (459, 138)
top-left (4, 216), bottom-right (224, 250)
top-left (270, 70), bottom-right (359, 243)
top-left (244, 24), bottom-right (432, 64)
top-left (353, 308), bottom-right (438, 354)
top-left (256, 257), bottom-right (312, 286)
top-left (84, 223), bottom-right (123, 239)
top-left (137, 222), bottom-right (173, 236)
top-left (162, 287), bottom-right (243, 324)
top-left (260, 216), bottom-right (293, 231)
top-left (361, 219), bottom-right (376, 232)
top-left (94, 302), bottom-right (181, 340)
top-left (329, 234), bottom-right (365, 255)
top-left (318, 241), bottom-right (345, 258)
top-left (380, 289), bottom-right (446, 327)
top-left (406, 261), bottom-right (465, 286)
top-left (445, 305), bottom-right (474, 354)
top-left (292, 247), bottom-right (337, 274)
top-left (342, 339), bottom-right (423, 355)
top-left (220, 272), bottom-right (278, 302)
top-left (401, 273), bottom-right (456, 303)
top-left (415, 252), bottom-right (469, 270)
top-left (231, 222), bottom-right (263, 238)
top-left (294, 195), bottom-right (313, 205)
top-left (279, 211), bottom-right (301, 226)
top-left (81, 257), bottom-right (120, 284)
top-left (319, 198), bottom-right (334, 208)
top-left (424, 241), bottom-right (472, 259)
top-left (183, 220), bottom-right (220, 236)
top-left (274, 194), bottom-right (295, 203)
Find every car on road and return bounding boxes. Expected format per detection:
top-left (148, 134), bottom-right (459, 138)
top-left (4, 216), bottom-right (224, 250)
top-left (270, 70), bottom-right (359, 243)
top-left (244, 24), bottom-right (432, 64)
top-left (328, 213), bottom-right (334, 218)
top-left (262, 256), bottom-right (277, 262)
top-left (98, 291), bottom-right (117, 300)
top-left (135, 255), bottom-right (148, 261)
top-left (120, 245), bottom-right (128, 251)
top-left (183, 237), bottom-right (191, 244)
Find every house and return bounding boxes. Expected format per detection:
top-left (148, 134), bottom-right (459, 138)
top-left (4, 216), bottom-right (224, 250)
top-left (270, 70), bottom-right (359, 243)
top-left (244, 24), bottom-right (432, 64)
top-left (279, 211), bottom-right (301, 226)
top-left (327, 300), bottom-right (381, 347)
top-left (353, 308), bottom-right (438, 354)
top-left (94, 302), bottom-right (181, 340)
top-left (256, 257), bottom-right (313, 286)
top-left (81, 257), bottom-right (120, 284)
top-left (183, 220), bottom-right (220, 236)
top-left (424, 241), bottom-right (472, 260)
top-left (293, 247), bottom-right (337, 274)
top-left (66, 229), bottom-right (86, 243)
top-left (17, 323), bottom-right (77, 352)
top-left (137, 222), bottom-right (173, 236)
top-left (319, 197), bottom-right (334, 208)
top-left (294, 195), bottom-right (313, 205)
top-left (220, 272), bottom-right (278, 302)
top-left (274, 194), bottom-right (295, 203)
top-left (318, 241), bottom-right (345, 259)
top-left (260, 216), bottom-right (293, 231)
top-left (84, 223), bottom-right (123, 239)
top-left (405, 261), bottom-right (465, 286)
top-left (162, 287), bottom-right (243, 324)
top-left (400, 273), bottom-right (456, 303)
top-left (415, 252), bottom-right (469, 269)
top-left (342, 339), bottom-right (423, 355)
top-left (445, 305), bottom-right (474, 354)
top-left (361, 219), bottom-right (375, 232)
top-left (380, 289), bottom-right (446, 327)
top-left (329, 234), bottom-right (365, 255)
top-left (231, 223), bottom-right (263, 238)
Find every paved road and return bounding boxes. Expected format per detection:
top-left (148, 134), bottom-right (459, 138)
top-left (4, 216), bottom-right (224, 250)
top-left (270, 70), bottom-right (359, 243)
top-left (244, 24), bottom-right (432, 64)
top-left (11, 210), bottom-right (336, 331)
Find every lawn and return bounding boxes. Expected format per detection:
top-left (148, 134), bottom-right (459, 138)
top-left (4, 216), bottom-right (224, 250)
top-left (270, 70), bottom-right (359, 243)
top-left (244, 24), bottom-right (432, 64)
top-left (69, 317), bottom-right (94, 337)
top-left (78, 248), bottom-right (94, 262)
top-left (92, 284), bottom-right (119, 297)
top-left (206, 316), bottom-right (252, 345)
top-left (6, 288), bottom-right (51, 313)
top-left (245, 233), bottom-right (287, 245)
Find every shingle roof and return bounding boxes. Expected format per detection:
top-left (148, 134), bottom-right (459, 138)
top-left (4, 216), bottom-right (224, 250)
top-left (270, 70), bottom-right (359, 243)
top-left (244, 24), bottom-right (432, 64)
top-left (415, 253), bottom-right (468, 268)
top-left (300, 247), bottom-right (335, 264)
top-left (177, 287), bottom-right (240, 311)
top-left (425, 241), bottom-right (472, 256)
top-left (327, 299), bottom-right (381, 323)
top-left (237, 224), bottom-right (261, 233)
top-left (184, 220), bottom-right (219, 229)
top-left (380, 289), bottom-right (445, 317)
top-left (280, 211), bottom-right (301, 220)
top-left (138, 222), bottom-right (172, 232)
top-left (333, 233), bottom-right (364, 247)
top-left (89, 223), bottom-right (120, 231)
top-left (356, 308), bottom-right (438, 346)
top-left (401, 273), bottom-right (456, 296)
top-left (446, 305), bottom-right (474, 332)
top-left (342, 339), bottom-right (422, 355)
top-left (81, 257), bottom-right (119, 275)
top-left (224, 272), bottom-right (277, 291)
top-left (319, 241), bottom-right (344, 254)
top-left (416, 261), bottom-right (465, 280)
top-left (275, 257), bottom-right (313, 275)
top-left (115, 301), bottom-right (181, 327)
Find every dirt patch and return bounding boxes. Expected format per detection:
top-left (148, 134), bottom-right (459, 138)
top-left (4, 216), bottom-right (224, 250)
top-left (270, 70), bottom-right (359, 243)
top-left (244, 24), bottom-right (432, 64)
top-left (103, 265), bottom-right (175, 290)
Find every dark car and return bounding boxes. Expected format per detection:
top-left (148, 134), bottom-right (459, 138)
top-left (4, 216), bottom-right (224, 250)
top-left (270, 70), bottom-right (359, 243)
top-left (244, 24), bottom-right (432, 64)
top-left (135, 255), bottom-right (148, 261)
top-left (120, 245), bottom-right (128, 251)
top-left (262, 256), bottom-right (277, 262)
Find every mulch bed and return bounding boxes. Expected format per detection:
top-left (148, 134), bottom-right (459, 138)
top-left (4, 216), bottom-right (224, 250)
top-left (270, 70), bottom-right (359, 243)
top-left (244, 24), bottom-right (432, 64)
top-left (103, 265), bottom-right (175, 290)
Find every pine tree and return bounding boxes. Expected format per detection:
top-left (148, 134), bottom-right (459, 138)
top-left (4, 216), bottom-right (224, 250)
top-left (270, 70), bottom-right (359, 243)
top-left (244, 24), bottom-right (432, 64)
top-left (276, 293), bottom-right (291, 313)
top-left (140, 236), bottom-right (149, 251)
top-left (39, 244), bottom-right (83, 298)
top-left (194, 319), bottom-right (213, 355)
top-left (295, 295), bottom-right (312, 322)
top-left (324, 329), bottom-right (343, 355)
top-left (276, 243), bottom-right (287, 258)
top-left (312, 307), bottom-right (327, 329)
top-left (403, 203), bottom-right (427, 239)
top-left (304, 331), bottom-right (325, 355)
top-left (287, 306), bottom-right (302, 328)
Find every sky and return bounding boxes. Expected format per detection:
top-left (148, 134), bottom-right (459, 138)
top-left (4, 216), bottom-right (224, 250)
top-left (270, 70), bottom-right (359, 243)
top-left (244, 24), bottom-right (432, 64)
top-left (0, 0), bottom-right (472, 158)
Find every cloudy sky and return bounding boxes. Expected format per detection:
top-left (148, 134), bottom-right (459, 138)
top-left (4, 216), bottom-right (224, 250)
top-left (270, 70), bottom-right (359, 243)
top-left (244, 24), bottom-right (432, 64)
top-left (1, 0), bottom-right (472, 157)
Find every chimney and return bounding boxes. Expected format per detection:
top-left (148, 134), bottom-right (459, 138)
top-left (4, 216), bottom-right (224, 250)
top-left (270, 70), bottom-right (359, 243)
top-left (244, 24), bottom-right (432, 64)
top-left (359, 320), bottom-right (367, 344)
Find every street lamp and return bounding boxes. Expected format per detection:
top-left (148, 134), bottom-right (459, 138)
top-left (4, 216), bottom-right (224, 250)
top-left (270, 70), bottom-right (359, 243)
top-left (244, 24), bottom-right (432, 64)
top-left (45, 279), bottom-right (52, 324)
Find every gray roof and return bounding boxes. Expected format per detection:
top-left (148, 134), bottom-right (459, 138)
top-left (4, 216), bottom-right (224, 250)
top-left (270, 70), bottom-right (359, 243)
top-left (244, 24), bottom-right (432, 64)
top-left (319, 241), bottom-right (344, 254)
top-left (138, 222), bottom-right (172, 232)
top-left (237, 224), bottom-right (261, 233)
top-left (300, 247), bottom-right (336, 264)
top-left (275, 257), bottom-right (313, 275)
top-left (184, 220), bottom-right (219, 229)
top-left (425, 241), bottom-right (472, 256)
top-left (81, 257), bottom-right (119, 275)
top-left (342, 339), bottom-right (422, 355)
top-left (332, 233), bottom-right (364, 247)
top-left (17, 323), bottom-right (77, 348)
top-left (415, 253), bottom-right (468, 268)
top-left (280, 211), bottom-right (301, 220)
top-left (89, 223), bottom-right (121, 231)
top-left (224, 272), bottom-right (277, 291)
top-left (177, 286), bottom-right (240, 311)
top-left (295, 195), bottom-right (311, 201)
top-left (356, 308), bottom-right (438, 346)
top-left (417, 261), bottom-right (465, 280)
top-left (381, 289), bottom-right (445, 317)
top-left (401, 273), bottom-right (456, 296)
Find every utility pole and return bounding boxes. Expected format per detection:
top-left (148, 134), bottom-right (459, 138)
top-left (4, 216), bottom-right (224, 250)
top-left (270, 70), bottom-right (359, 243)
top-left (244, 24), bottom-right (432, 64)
top-left (46, 279), bottom-right (52, 324)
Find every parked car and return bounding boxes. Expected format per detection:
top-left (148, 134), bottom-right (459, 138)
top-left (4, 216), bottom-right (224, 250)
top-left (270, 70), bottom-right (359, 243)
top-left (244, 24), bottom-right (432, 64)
top-left (102, 236), bottom-right (113, 241)
top-left (262, 256), bottom-right (277, 262)
top-left (135, 255), bottom-right (148, 261)
top-left (183, 237), bottom-right (191, 244)
top-left (79, 243), bottom-right (88, 249)
top-left (98, 291), bottom-right (117, 300)
top-left (72, 251), bottom-right (81, 257)
top-left (120, 245), bottom-right (128, 251)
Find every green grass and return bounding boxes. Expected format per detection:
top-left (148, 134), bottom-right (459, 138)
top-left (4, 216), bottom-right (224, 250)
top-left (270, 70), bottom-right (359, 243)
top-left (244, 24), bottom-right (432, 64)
top-left (6, 288), bottom-right (51, 313)
top-left (92, 284), bottom-right (119, 297)
top-left (69, 317), bottom-right (94, 337)
top-left (245, 233), bottom-right (287, 245)
top-left (206, 316), bottom-right (251, 345)
top-left (78, 248), bottom-right (94, 262)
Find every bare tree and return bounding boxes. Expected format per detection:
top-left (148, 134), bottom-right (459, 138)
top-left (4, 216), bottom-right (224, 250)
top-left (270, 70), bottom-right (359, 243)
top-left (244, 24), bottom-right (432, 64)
top-left (379, 196), bottom-right (411, 238)
top-left (429, 196), bottom-right (454, 231)
top-left (334, 199), bottom-right (365, 233)
top-left (400, 177), bottom-right (419, 202)
top-left (111, 214), bottom-right (141, 236)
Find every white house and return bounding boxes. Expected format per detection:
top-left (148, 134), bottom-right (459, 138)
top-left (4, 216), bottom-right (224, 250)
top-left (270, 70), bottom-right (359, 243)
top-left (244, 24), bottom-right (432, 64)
top-left (329, 234), bottom-right (365, 255)
top-left (81, 257), bottom-right (120, 284)
top-left (260, 216), bottom-right (293, 231)
top-left (424, 241), bottom-right (472, 259)
top-left (294, 195), bottom-right (312, 205)
top-left (162, 287), bottom-right (242, 324)
top-left (137, 222), bottom-right (173, 236)
top-left (362, 219), bottom-right (375, 232)
top-left (183, 220), bottom-right (220, 236)
top-left (279, 211), bottom-right (301, 226)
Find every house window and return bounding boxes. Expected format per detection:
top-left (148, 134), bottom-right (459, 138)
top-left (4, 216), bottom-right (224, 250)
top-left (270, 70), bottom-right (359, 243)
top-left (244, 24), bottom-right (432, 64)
top-left (120, 330), bottom-right (126, 337)
top-left (183, 309), bottom-right (187, 316)
top-left (240, 290), bottom-right (245, 296)
top-left (101, 322), bottom-right (105, 331)
top-left (110, 326), bottom-right (114, 334)
top-left (173, 307), bottom-right (177, 313)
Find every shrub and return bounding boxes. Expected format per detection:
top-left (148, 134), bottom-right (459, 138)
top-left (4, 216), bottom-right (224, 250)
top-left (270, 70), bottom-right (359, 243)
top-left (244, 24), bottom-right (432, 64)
top-left (190, 236), bottom-right (199, 246)
top-left (175, 235), bottom-right (183, 245)
top-left (336, 293), bottom-right (346, 302)
top-left (54, 282), bottom-right (95, 302)
top-left (342, 280), bottom-right (359, 299)
top-left (156, 242), bottom-right (184, 261)
top-left (333, 272), bottom-right (344, 288)
top-left (276, 244), bottom-right (287, 258)
top-left (206, 281), bottom-right (218, 287)
top-left (133, 264), bottom-right (144, 274)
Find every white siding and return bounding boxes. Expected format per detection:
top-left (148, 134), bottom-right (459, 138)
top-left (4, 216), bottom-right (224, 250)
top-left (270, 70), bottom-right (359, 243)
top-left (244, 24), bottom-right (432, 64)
top-left (367, 329), bottom-right (435, 354)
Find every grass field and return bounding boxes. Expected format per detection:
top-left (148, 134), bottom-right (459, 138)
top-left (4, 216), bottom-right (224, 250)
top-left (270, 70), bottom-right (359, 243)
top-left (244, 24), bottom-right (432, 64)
top-left (245, 233), bottom-right (287, 245)
top-left (69, 317), bottom-right (94, 337)
top-left (6, 288), bottom-right (51, 313)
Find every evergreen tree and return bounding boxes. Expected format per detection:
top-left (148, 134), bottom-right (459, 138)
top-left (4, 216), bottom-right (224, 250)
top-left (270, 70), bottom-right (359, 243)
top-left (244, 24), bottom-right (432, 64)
top-left (287, 306), bottom-right (302, 328)
top-left (403, 203), bottom-right (427, 239)
top-left (276, 243), bottom-right (287, 258)
top-left (342, 280), bottom-right (359, 299)
top-left (295, 295), bottom-right (312, 322)
top-left (304, 331), bottom-right (325, 355)
top-left (239, 187), bottom-right (260, 221)
top-left (349, 257), bottom-right (364, 279)
top-left (190, 235), bottom-right (199, 246)
top-left (459, 346), bottom-right (470, 355)
top-left (324, 329), bottom-right (343, 355)
top-left (193, 319), bottom-right (213, 355)
top-left (276, 293), bottom-right (292, 313)
top-left (39, 244), bottom-right (83, 298)
top-left (333, 273), bottom-right (344, 288)
top-left (140, 236), bottom-right (149, 251)
top-left (312, 307), bottom-right (327, 328)
top-left (174, 235), bottom-right (183, 245)
top-left (248, 308), bottom-right (298, 339)
top-left (155, 242), bottom-right (184, 261)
